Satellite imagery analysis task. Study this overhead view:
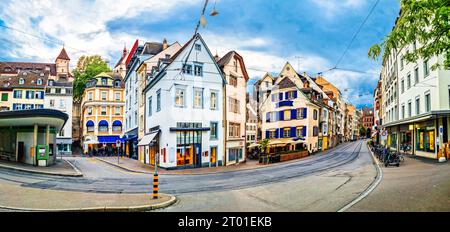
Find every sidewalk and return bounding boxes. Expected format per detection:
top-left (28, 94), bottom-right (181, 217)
top-left (348, 155), bottom-right (450, 212)
top-left (0, 182), bottom-right (176, 212)
top-left (95, 156), bottom-right (264, 175)
top-left (0, 159), bottom-right (82, 177)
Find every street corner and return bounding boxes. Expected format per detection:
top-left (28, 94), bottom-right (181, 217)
top-left (0, 181), bottom-right (177, 212)
top-left (0, 158), bottom-right (83, 177)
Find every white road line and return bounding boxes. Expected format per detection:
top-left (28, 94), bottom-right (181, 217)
top-left (337, 141), bottom-right (383, 212)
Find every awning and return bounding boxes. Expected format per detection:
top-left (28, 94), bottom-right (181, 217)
top-left (290, 140), bottom-right (304, 145)
top-left (98, 136), bottom-right (122, 144)
top-left (86, 120), bottom-right (94, 127)
top-left (248, 143), bottom-right (259, 148)
top-left (99, 120), bottom-right (109, 126)
top-left (269, 138), bottom-right (293, 147)
top-left (138, 132), bottom-right (159, 146)
top-left (112, 120), bottom-right (122, 127)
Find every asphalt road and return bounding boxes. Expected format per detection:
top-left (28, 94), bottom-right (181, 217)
top-left (0, 140), bottom-right (364, 195)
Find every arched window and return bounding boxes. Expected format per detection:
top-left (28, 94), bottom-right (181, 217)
top-left (114, 80), bottom-right (120, 88)
top-left (112, 120), bottom-right (122, 132)
top-left (37, 79), bottom-right (42, 85)
top-left (86, 120), bottom-right (95, 132)
top-left (19, 78), bottom-right (25, 85)
top-left (98, 120), bottom-right (109, 132)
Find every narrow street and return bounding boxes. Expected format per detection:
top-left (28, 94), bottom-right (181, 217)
top-left (0, 140), bottom-right (380, 211)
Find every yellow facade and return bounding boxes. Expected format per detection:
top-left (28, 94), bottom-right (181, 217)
top-left (80, 72), bottom-right (125, 151)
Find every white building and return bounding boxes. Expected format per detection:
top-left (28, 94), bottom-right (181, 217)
top-left (217, 51), bottom-right (249, 165)
top-left (45, 79), bottom-right (73, 155)
top-left (246, 98), bottom-right (258, 145)
top-left (141, 34), bottom-right (225, 169)
top-left (135, 41), bottom-right (182, 165)
top-left (381, 38), bottom-right (450, 159)
top-left (123, 40), bottom-right (166, 159)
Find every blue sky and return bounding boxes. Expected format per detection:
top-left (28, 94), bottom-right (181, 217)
top-left (0, 0), bottom-right (400, 108)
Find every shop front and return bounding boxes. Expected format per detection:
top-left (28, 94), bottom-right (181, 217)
top-left (137, 129), bottom-right (159, 165)
top-left (414, 120), bottom-right (436, 159)
top-left (124, 128), bottom-right (138, 160)
top-left (399, 124), bottom-right (413, 154)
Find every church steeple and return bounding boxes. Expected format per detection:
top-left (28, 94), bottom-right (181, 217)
top-left (56, 47), bottom-right (70, 61)
top-left (122, 44), bottom-right (127, 58)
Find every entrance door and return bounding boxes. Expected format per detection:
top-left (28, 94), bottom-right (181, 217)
top-left (18, 142), bottom-right (24, 162)
top-left (194, 144), bottom-right (202, 168)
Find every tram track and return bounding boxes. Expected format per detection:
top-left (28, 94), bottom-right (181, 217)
top-left (0, 141), bottom-right (363, 194)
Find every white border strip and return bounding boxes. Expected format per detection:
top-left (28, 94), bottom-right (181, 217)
top-left (337, 142), bottom-right (383, 212)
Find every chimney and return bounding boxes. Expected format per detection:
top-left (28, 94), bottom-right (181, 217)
top-left (163, 38), bottom-right (168, 50)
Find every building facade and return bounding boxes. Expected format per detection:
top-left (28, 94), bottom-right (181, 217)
top-left (80, 72), bottom-right (125, 154)
top-left (217, 51), bottom-right (249, 165)
top-left (141, 33), bottom-right (225, 169)
top-left (258, 63), bottom-right (321, 154)
top-left (380, 40), bottom-right (450, 159)
top-left (135, 40), bottom-right (181, 164)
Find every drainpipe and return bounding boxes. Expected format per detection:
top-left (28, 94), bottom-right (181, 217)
top-left (223, 82), bottom-right (227, 166)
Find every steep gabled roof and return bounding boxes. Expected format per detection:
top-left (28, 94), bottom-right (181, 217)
top-left (217, 51), bottom-right (250, 81)
top-left (277, 76), bottom-right (296, 89)
top-left (144, 33), bottom-right (225, 92)
top-left (56, 48), bottom-right (70, 61)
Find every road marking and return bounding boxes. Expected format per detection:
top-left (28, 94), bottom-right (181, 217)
top-left (337, 141), bottom-right (383, 212)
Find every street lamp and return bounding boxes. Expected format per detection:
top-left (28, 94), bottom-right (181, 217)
top-left (210, 0), bottom-right (219, 16)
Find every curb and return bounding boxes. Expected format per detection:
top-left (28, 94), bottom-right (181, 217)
top-left (0, 162), bottom-right (83, 177)
top-left (94, 143), bottom-right (351, 176)
top-left (62, 159), bottom-right (84, 177)
top-left (0, 194), bottom-right (177, 212)
top-left (337, 142), bottom-right (383, 212)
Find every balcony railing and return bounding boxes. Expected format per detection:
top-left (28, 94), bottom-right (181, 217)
top-left (276, 100), bottom-right (293, 108)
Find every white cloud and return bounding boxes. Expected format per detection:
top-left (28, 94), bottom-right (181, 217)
top-left (0, 0), bottom-right (201, 66)
top-left (203, 33), bottom-right (330, 79)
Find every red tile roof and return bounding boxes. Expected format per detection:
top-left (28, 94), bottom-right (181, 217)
top-left (56, 48), bottom-right (70, 61)
top-left (0, 62), bottom-right (57, 76)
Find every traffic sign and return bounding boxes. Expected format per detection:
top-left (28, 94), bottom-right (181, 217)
top-left (116, 140), bottom-right (121, 148)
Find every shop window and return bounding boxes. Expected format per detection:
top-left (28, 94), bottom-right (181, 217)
top-left (415, 124), bottom-right (435, 153)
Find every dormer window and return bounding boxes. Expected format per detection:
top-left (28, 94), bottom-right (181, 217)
top-left (114, 80), bottom-right (120, 88)
top-left (37, 79), bottom-right (42, 85)
top-left (19, 78), bottom-right (25, 85)
top-left (195, 44), bottom-right (201, 51)
top-left (101, 78), bottom-right (107, 85)
top-left (48, 80), bottom-right (54, 86)
top-left (4, 68), bottom-right (11, 72)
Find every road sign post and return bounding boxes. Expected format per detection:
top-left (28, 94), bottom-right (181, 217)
top-left (116, 140), bottom-right (121, 164)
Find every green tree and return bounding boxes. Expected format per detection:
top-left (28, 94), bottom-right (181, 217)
top-left (368, 0), bottom-right (450, 69)
top-left (359, 127), bottom-right (367, 138)
top-left (73, 56), bottom-right (111, 103)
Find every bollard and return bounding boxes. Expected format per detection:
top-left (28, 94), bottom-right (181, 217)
top-left (152, 173), bottom-right (159, 199)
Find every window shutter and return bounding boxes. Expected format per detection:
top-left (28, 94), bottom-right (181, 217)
top-left (293, 91), bottom-right (298, 98)
top-left (266, 112), bottom-right (270, 122)
top-left (290, 127), bottom-right (296, 138)
top-left (271, 94), bottom-right (275, 102)
top-left (279, 128), bottom-right (284, 138)
top-left (302, 126), bottom-right (307, 137)
top-left (303, 108), bottom-right (307, 119)
top-left (291, 109), bottom-right (297, 120)
top-left (275, 129), bottom-right (279, 138)
top-left (279, 93), bottom-right (283, 101)
top-left (265, 130), bottom-right (269, 139)
top-left (279, 111), bottom-right (284, 121)
top-left (285, 92), bottom-right (289, 99)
